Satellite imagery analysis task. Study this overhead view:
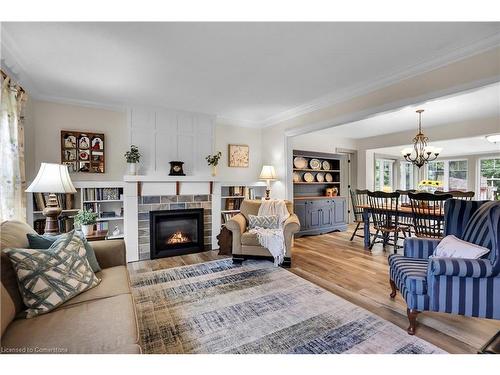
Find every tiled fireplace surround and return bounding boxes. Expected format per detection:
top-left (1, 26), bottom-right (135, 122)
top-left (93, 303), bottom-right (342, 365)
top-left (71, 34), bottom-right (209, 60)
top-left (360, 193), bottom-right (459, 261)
top-left (137, 194), bottom-right (212, 260)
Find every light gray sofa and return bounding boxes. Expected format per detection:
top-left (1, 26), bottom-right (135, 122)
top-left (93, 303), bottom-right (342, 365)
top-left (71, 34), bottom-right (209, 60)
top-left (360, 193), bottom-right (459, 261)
top-left (0, 220), bottom-right (141, 354)
top-left (225, 200), bottom-right (300, 267)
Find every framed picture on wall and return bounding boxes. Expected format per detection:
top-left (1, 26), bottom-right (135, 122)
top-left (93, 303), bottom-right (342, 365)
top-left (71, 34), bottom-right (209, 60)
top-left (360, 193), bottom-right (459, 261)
top-left (61, 130), bottom-right (105, 173)
top-left (228, 144), bottom-right (249, 168)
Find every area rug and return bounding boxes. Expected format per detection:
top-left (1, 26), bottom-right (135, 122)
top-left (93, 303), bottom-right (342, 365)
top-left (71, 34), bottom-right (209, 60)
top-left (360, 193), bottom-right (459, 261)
top-left (129, 259), bottom-right (445, 354)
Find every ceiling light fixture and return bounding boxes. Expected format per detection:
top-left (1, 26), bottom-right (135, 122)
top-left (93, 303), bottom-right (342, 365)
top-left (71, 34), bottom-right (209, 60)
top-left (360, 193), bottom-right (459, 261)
top-left (401, 109), bottom-right (441, 168)
top-left (486, 134), bottom-right (500, 143)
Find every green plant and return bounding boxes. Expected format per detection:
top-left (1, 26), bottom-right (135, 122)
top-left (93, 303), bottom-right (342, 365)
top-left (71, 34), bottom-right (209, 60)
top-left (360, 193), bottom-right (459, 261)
top-left (205, 151), bottom-right (222, 166)
top-left (74, 209), bottom-right (98, 225)
top-left (124, 145), bottom-right (141, 163)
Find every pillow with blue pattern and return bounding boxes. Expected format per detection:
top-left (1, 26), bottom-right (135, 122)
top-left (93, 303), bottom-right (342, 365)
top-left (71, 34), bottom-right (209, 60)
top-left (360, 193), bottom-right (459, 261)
top-left (248, 215), bottom-right (279, 229)
top-left (27, 231), bottom-right (101, 272)
top-left (4, 231), bottom-right (101, 318)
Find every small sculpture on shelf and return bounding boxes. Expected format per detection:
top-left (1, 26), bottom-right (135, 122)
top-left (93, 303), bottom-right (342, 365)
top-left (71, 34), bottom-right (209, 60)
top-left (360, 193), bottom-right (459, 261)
top-left (112, 225), bottom-right (121, 237)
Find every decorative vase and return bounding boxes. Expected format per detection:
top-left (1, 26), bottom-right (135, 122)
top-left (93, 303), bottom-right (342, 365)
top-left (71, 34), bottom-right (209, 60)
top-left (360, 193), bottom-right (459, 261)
top-left (211, 165), bottom-right (217, 177)
top-left (81, 224), bottom-right (94, 237)
top-left (127, 162), bottom-right (138, 175)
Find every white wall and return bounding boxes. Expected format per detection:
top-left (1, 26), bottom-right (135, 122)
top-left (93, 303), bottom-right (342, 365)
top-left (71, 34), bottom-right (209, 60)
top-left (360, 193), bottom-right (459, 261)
top-left (26, 99), bottom-right (128, 182)
top-left (260, 48), bottom-right (500, 198)
top-left (214, 123), bottom-right (263, 183)
top-left (129, 107), bottom-right (215, 177)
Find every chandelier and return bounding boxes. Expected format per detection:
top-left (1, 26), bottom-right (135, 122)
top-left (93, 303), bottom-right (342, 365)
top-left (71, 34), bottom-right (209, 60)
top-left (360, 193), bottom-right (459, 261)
top-left (401, 109), bottom-right (441, 168)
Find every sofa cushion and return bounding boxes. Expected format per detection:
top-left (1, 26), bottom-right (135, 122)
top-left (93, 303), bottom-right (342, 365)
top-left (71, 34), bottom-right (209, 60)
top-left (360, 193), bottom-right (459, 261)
top-left (1, 293), bottom-right (138, 354)
top-left (27, 231), bottom-right (101, 272)
top-left (0, 220), bottom-right (35, 251)
top-left (462, 201), bottom-right (498, 261)
top-left (241, 232), bottom-right (260, 246)
top-left (389, 254), bottom-right (429, 295)
top-left (59, 266), bottom-right (130, 308)
top-left (3, 232), bottom-right (100, 318)
top-left (248, 214), bottom-right (279, 229)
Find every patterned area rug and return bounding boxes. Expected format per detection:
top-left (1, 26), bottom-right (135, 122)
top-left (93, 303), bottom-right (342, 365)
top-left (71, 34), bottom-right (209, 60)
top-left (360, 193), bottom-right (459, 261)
top-left (130, 259), bottom-right (446, 354)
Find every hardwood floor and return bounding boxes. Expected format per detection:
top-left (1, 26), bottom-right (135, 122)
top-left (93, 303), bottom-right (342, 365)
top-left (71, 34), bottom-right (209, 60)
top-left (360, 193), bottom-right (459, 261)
top-left (128, 225), bottom-right (500, 354)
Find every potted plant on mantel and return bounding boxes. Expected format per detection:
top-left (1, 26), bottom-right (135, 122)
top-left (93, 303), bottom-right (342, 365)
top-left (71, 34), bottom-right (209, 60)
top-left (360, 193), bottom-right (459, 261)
top-left (205, 151), bottom-right (222, 177)
top-left (125, 145), bottom-right (141, 175)
top-left (74, 209), bottom-right (98, 237)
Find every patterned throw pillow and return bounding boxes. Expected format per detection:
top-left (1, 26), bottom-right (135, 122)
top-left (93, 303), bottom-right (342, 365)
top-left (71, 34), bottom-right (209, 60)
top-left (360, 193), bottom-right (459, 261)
top-left (26, 231), bottom-right (101, 272)
top-left (3, 230), bottom-right (101, 318)
top-left (248, 215), bottom-right (279, 229)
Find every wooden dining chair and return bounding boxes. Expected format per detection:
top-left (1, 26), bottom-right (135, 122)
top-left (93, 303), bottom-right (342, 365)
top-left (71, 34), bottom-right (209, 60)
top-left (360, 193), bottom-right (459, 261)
top-left (435, 190), bottom-right (475, 200)
top-left (408, 192), bottom-right (453, 239)
top-left (396, 189), bottom-right (416, 235)
top-left (349, 189), bottom-right (371, 241)
top-left (367, 191), bottom-right (409, 253)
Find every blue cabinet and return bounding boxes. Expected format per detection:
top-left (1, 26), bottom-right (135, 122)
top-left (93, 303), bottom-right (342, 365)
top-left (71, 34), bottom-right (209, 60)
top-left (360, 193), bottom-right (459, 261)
top-left (294, 197), bottom-right (347, 237)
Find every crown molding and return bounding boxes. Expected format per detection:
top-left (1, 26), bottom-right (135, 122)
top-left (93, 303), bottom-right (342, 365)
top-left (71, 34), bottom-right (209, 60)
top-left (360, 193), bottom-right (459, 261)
top-left (3, 25), bottom-right (499, 129)
top-left (215, 116), bottom-right (261, 128)
top-left (260, 32), bottom-right (500, 128)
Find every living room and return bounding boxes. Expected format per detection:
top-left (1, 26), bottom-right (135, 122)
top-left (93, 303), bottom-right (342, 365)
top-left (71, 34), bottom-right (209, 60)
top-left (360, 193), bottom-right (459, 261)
top-left (1, 1), bottom-right (500, 372)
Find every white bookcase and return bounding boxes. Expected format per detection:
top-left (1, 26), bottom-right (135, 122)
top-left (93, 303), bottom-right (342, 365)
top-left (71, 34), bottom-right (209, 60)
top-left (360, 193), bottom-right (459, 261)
top-left (27, 181), bottom-right (125, 240)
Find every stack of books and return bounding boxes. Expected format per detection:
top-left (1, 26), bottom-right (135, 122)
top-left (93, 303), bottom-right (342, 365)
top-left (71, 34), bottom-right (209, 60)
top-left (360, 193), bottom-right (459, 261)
top-left (83, 187), bottom-right (122, 201)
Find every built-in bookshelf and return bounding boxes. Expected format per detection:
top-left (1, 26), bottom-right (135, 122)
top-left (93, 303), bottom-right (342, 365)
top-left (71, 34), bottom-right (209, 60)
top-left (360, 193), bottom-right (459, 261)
top-left (28, 181), bottom-right (125, 239)
top-left (220, 183), bottom-right (266, 224)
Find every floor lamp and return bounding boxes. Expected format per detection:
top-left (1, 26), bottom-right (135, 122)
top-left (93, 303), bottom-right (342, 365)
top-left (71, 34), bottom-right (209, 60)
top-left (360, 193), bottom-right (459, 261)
top-left (26, 163), bottom-right (77, 235)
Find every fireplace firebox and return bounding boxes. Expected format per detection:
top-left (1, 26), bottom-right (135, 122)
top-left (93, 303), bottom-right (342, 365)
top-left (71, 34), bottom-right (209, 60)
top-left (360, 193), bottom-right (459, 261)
top-left (149, 208), bottom-right (204, 259)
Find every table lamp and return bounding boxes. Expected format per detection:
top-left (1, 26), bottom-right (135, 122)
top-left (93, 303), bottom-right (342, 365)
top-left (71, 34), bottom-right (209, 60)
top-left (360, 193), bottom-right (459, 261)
top-left (26, 163), bottom-right (77, 235)
top-left (259, 165), bottom-right (277, 200)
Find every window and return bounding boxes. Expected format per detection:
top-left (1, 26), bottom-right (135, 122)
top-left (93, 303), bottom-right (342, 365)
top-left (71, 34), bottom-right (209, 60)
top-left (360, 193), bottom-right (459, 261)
top-left (426, 160), bottom-right (468, 191)
top-left (479, 158), bottom-right (500, 200)
top-left (448, 160), bottom-right (468, 191)
top-left (375, 159), bottom-right (394, 191)
top-left (400, 161), bottom-right (414, 190)
top-left (426, 161), bottom-right (445, 190)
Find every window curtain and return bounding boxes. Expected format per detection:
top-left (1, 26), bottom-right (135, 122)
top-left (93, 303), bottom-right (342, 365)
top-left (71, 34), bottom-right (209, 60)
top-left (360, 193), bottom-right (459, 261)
top-left (0, 74), bottom-right (27, 222)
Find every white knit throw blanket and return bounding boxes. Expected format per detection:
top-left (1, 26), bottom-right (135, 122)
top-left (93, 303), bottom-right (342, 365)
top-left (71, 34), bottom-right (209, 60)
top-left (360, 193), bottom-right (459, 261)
top-left (248, 200), bottom-right (290, 266)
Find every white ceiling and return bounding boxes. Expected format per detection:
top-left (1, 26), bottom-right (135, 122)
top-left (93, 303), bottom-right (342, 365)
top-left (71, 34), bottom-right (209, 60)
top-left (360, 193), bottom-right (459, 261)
top-left (2, 22), bottom-right (500, 126)
top-left (305, 83), bottom-right (500, 139)
top-left (374, 136), bottom-right (500, 158)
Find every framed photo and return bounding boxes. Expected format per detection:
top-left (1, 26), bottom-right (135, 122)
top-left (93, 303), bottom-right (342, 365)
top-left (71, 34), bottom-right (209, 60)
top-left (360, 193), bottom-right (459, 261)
top-left (228, 144), bottom-right (249, 168)
top-left (61, 130), bottom-right (105, 173)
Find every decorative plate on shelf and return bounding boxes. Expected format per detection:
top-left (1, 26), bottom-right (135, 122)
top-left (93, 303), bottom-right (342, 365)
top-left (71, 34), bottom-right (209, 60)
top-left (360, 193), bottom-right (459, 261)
top-left (322, 160), bottom-right (331, 170)
top-left (293, 172), bottom-right (301, 183)
top-left (303, 172), bottom-right (314, 183)
top-left (294, 156), bottom-right (308, 169)
top-left (316, 172), bottom-right (325, 182)
top-left (325, 173), bottom-right (333, 182)
top-left (310, 158), bottom-right (321, 170)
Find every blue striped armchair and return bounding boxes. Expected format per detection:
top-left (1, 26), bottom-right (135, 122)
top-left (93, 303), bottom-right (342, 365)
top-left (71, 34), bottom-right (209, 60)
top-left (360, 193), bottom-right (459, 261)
top-left (388, 199), bottom-right (500, 335)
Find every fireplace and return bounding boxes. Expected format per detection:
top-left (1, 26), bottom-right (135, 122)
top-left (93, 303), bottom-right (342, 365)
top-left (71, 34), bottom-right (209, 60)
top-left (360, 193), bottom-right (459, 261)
top-left (149, 208), bottom-right (204, 259)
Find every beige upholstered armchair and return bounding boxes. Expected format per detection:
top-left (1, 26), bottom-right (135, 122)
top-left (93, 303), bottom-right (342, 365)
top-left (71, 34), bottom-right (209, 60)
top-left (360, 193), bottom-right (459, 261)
top-left (225, 200), bottom-right (300, 267)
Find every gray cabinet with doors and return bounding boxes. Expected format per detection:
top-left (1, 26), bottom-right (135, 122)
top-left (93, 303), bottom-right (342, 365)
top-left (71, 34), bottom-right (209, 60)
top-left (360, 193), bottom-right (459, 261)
top-left (294, 197), bottom-right (347, 237)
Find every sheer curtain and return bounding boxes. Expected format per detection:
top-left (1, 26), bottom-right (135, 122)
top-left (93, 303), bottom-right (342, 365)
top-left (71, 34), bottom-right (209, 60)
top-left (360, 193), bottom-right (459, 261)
top-left (0, 74), bottom-right (27, 221)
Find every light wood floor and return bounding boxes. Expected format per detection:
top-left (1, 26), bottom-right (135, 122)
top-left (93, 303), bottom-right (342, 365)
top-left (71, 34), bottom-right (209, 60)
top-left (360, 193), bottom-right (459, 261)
top-left (128, 225), bottom-right (500, 354)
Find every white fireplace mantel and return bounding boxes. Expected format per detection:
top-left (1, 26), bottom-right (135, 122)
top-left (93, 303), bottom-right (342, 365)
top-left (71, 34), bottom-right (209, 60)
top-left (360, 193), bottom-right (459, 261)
top-left (123, 175), bottom-right (222, 262)
top-left (123, 175), bottom-right (218, 183)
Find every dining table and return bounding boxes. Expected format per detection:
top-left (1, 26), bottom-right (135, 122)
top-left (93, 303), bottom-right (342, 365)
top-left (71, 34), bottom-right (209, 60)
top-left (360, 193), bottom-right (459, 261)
top-left (355, 204), bottom-right (445, 248)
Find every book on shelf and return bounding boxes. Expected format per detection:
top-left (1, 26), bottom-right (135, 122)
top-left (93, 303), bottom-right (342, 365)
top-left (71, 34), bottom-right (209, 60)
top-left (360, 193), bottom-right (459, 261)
top-left (96, 221), bottom-right (109, 232)
top-left (82, 187), bottom-right (123, 201)
top-left (33, 218), bottom-right (46, 234)
top-left (33, 192), bottom-right (76, 211)
top-left (225, 198), bottom-right (244, 210)
top-left (221, 211), bottom-right (238, 224)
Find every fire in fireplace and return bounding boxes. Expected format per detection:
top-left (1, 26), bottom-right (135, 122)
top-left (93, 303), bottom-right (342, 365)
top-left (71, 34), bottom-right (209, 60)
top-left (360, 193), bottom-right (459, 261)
top-left (150, 208), bottom-right (204, 259)
top-left (167, 231), bottom-right (191, 244)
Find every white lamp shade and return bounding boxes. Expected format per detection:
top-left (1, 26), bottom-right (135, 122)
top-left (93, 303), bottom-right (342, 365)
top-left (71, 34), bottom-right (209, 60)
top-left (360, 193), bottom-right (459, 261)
top-left (259, 165), bottom-right (277, 180)
top-left (26, 163), bottom-right (77, 193)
